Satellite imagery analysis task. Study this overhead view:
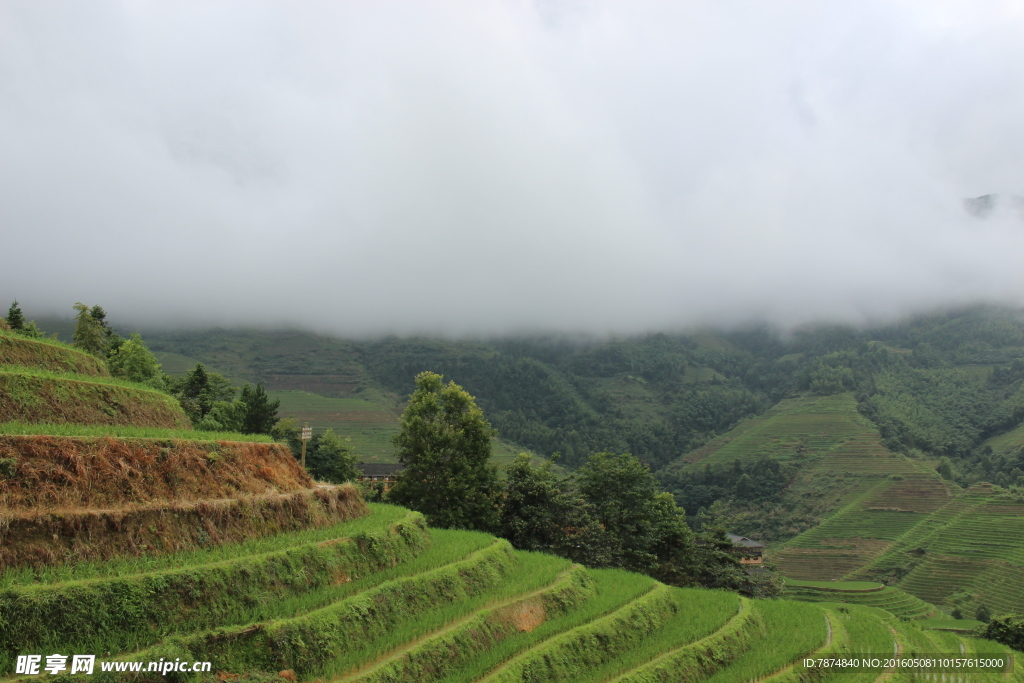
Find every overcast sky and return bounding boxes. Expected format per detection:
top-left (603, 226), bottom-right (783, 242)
top-left (2, 1), bottom-right (1023, 336)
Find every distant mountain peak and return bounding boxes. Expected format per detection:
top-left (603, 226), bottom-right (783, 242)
top-left (964, 193), bottom-right (1024, 219)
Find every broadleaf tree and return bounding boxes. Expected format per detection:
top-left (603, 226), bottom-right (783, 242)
top-left (574, 451), bottom-right (695, 575)
top-left (285, 427), bottom-right (360, 483)
top-left (388, 371), bottom-right (500, 531)
top-left (107, 333), bottom-right (164, 388)
top-left (169, 363), bottom-right (238, 424)
top-left (499, 453), bottom-right (613, 567)
top-left (72, 302), bottom-right (107, 357)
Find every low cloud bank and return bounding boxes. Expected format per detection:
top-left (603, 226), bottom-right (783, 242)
top-left (2, 1), bottom-right (1023, 336)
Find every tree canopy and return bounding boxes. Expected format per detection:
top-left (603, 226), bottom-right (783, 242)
top-left (107, 333), bottom-right (163, 388)
top-left (72, 302), bottom-right (107, 357)
top-left (388, 371), bottom-right (501, 531)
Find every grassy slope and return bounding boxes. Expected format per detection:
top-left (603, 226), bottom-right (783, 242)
top-left (983, 421), bottom-right (1024, 456)
top-left (0, 370), bottom-right (191, 429)
top-left (0, 333), bottom-right (108, 377)
top-left (782, 583), bottom-right (939, 620)
top-left (0, 421), bottom-right (272, 442)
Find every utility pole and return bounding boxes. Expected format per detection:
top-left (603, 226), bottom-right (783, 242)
top-left (300, 423), bottom-right (312, 470)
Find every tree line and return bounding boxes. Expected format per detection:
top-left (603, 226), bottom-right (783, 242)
top-left (382, 371), bottom-right (781, 598)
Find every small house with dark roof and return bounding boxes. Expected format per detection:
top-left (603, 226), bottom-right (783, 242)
top-left (357, 463), bottom-right (404, 491)
top-left (726, 533), bottom-right (764, 565)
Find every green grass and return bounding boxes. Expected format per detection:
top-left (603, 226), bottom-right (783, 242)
top-left (439, 569), bottom-right (658, 683)
top-left (0, 509), bottom-right (430, 663)
top-left (269, 389), bottom-right (401, 460)
top-left (271, 390), bottom-right (396, 413)
top-left (151, 350), bottom-right (204, 374)
top-left (5, 529), bottom-right (502, 677)
top-left (983, 422), bottom-right (1024, 456)
top-left (827, 603), bottom-right (897, 654)
top-left (785, 583), bottom-right (937, 620)
top-left (5, 507), bottom-right (1015, 681)
top-left (132, 536), bottom-right (517, 677)
top-left (0, 330), bottom-right (83, 352)
top-left (575, 587), bottom-right (740, 683)
top-left (0, 365), bottom-right (170, 395)
top-left (270, 388), bottom-right (541, 467)
top-left (214, 528), bottom-right (494, 636)
top-left (0, 420), bottom-right (272, 442)
top-left (918, 618), bottom-right (983, 630)
top-left (324, 550), bottom-right (575, 680)
top-left (481, 582), bottom-right (678, 683)
top-left (703, 600), bottom-right (828, 683)
top-left (0, 332), bottom-right (109, 377)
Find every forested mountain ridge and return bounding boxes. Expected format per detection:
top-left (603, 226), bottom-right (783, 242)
top-left (35, 305), bottom-right (1024, 484)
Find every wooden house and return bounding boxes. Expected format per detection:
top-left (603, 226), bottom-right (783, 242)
top-left (726, 533), bottom-right (764, 565)
top-left (357, 463), bottom-right (404, 491)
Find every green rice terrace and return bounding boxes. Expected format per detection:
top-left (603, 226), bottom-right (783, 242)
top-left (669, 391), bottom-right (1024, 618)
top-left (0, 501), bottom-right (1020, 682)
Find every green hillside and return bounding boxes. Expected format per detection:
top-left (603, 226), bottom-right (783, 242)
top-left (854, 483), bottom-right (1024, 616)
top-left (662, 392), bottom-right (952, 547)
top-left (2, 502), bottom-right (1019, 682)
top-left (663, 389), bottom-right (1024, 617)
top-left (138, 328), bottom-right (773, 470)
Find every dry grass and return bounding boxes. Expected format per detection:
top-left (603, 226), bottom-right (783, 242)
top-left (0, 435), bottom-right (313, 511)
top-left (0, 484), bottom-right (367, 570)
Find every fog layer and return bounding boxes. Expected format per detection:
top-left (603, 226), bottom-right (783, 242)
top-left (2, 1), bottom-right (1023, 335)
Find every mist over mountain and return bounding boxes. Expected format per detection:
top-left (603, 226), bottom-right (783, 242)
top-left (3, 1), bottom-right (1024, 335)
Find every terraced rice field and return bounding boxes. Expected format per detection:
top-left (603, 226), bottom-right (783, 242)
top-left (878, 485), bottom-right (1024, 615)
top-left (2, 502), bottom-right (1019, 682)
top-left (680, 394), bottom-right (869, 467)
top-left (676, 392), bottom-right (958, 585)
top-left (783, 581), bottom-right (939, 620)
top-left (674, 389), bottom-right (1024, 621)
top-left (270, 389), bottom-right (403, 459)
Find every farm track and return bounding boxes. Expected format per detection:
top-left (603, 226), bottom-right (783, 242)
top-left (872, 626), bottom-right (903, 683)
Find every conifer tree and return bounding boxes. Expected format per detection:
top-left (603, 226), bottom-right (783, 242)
top-left (5, 301), bottom-right (25, 331)
top-left (238, 383), bottom-right (280, 435)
